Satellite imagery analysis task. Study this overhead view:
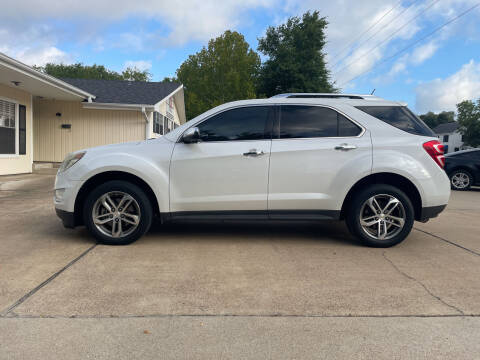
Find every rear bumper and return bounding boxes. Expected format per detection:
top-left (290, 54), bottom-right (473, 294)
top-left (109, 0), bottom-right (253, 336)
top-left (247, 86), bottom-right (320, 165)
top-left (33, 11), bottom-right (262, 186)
top-left (420, 204), bottom-right (447, 222)
top-left (55, 208), bottom-right (76, 229)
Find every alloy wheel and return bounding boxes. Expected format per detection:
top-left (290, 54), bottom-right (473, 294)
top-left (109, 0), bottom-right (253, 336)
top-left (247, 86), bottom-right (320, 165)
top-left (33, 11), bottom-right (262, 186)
top-left (359, 194), bottom-right (406, 240)
top-left (92, 191), bottom-right (141, 238)
top-left (451, 172), bottom-right (470, 189)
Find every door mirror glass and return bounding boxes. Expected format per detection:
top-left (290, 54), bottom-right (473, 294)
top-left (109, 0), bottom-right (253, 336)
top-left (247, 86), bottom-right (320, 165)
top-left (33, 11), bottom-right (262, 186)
top-left (182, 127), bottom-right (200, 144)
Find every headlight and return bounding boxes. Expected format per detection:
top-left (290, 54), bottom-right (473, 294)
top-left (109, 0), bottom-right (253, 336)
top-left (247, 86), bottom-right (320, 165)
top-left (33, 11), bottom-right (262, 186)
top-left (58, 152), bottom-right (86, 172)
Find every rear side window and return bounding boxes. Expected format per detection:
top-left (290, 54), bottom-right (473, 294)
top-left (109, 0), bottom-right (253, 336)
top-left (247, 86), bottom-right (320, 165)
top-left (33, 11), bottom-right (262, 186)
top-left (338, 114), bottom-right (362, 136)
top-left (197, 106), bottom-right (272, 142)
top-left (279, 106), bottom-right (362, 139)
top-left (356, 106), bottom-right (434, 136)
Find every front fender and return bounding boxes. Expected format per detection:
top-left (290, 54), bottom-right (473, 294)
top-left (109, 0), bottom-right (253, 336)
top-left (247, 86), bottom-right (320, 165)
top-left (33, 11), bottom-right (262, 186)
top-left (67, 150), bottom-right (170, 213)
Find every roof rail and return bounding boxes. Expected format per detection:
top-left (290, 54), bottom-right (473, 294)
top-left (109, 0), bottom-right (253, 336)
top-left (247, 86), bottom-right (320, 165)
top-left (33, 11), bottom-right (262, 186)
top-left (270, 93), bottom-right (382, 100)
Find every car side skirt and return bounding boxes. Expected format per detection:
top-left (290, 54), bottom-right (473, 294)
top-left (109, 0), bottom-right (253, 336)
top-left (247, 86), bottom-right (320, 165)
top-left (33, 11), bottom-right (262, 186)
top-left (164, 210), bottom-right (341, 222)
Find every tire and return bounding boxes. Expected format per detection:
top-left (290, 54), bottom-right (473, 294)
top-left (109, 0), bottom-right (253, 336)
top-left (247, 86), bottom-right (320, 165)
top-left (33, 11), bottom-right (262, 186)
top-left (449, 169), bottom-right (473, 191)
top-left (83, 180), bottom-right (153, 245)
top-left (345, 184), bottom-right (414, 248)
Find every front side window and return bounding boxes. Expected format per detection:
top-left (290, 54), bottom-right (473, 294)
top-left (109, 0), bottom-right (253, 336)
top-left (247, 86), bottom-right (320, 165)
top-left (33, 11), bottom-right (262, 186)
top-left (197, 106), bottom-right (271, 142)
top-left (279, 105), bottom-right (362, 139)
top-left (0, 99), bottom-right (16, 154)
top-left (356, 106), bottom-right (434, 136)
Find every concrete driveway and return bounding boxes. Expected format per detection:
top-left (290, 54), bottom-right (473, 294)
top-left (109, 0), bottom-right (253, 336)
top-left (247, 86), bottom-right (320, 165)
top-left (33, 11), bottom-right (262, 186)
top-left (0, 174), bottom-right (479, 359)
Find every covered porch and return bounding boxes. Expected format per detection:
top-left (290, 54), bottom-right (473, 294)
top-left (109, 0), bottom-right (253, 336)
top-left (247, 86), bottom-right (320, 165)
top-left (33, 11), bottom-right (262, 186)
top-left (0, 53), bottom-right (94, 175)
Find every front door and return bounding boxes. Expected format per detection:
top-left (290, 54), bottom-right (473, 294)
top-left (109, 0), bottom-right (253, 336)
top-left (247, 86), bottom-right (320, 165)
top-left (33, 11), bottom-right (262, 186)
top-left (170, 105), bottom-right (274, 216)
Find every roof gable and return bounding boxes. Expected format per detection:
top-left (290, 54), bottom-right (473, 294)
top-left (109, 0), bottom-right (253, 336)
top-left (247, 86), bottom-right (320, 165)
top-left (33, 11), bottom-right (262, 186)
top-left (433, 122), bottom-right (459, 134)
top-left (60, 78), bottom-right (181, 105)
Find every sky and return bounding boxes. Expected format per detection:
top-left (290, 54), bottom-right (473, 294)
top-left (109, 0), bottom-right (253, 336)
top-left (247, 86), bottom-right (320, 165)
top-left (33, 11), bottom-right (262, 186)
top-left (1, 0), bottom-right (479, 114)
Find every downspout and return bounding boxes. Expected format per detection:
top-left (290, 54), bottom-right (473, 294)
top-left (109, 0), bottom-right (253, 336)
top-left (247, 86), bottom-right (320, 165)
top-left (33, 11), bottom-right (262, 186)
top-left (142, 106), bottom-right (150, 140)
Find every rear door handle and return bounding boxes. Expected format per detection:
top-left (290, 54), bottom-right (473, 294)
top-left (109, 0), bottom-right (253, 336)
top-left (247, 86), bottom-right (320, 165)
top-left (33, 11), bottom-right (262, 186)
top-left (335, 143), bottom-right (357, 151)
top-left (243, 149), bottom-right (265, 157)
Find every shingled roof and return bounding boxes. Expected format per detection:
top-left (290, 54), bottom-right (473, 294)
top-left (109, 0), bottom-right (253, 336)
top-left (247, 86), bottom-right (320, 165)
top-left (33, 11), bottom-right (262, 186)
top-left (61, 78), bottom-right (182, 105)
top-left (433, 122), bottom-right (459, 134)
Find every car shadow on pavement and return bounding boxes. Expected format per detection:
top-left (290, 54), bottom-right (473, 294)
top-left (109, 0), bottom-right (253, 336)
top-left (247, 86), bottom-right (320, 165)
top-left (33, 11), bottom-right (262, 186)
top-left (147, 220), bottom-right (358, 247)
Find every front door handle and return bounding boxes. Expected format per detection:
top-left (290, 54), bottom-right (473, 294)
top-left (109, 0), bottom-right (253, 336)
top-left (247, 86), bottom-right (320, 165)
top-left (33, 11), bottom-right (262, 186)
top-left (243, 149), bottom-right (265, 157)
top-left (335, 143), bottom-right (357, 151)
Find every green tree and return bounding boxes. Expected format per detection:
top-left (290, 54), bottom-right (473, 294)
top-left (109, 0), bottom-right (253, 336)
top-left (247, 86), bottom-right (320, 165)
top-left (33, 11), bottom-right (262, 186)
top-left (257, 11), bottom-right (336, 97)
top-left (419, 111), bottom-right (455, 129)
top-left (457, 99), bottom-right (480, 147)
top-left (176, 30), bottom-right (260, 119)
top-left (121, 67), bottom-right (151, 81)
top-left (35, 63), bottom-right (151, 81)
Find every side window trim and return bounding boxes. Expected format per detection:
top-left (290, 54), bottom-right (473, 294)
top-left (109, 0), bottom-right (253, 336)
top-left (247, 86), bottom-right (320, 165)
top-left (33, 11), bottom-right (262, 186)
top-left (276, 104), bottom-right (365, 140)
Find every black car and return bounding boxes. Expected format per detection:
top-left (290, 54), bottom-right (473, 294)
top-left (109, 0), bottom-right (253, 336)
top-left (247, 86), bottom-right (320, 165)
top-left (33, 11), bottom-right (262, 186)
top-left (444, 149), bottom-right (480, 190)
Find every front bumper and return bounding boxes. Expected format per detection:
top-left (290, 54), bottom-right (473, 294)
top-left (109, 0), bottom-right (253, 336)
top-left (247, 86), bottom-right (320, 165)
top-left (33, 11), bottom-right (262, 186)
top-left (54, 171), bottom-right (83, 213)
top-left (55, 208), bottom-right (76, 228)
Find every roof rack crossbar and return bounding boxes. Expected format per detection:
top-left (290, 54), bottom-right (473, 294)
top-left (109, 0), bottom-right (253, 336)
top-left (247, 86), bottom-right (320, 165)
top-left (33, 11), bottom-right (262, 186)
top-left (270, 93), bottom-right (382, 100)
top-left (287, 94), bottom-right (364, 99)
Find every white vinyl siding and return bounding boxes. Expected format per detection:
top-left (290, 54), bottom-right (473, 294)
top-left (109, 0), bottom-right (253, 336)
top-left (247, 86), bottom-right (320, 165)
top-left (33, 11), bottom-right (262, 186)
top-left (33, 99), bottom-right (145, 162)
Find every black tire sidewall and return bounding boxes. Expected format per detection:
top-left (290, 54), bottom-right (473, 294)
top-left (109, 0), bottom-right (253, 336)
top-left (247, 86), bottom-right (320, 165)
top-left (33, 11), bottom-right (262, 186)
top-left (346, 184), bottom-right (414, 248)
top-left (450, 170), bottom-right (473, 191)
top-left (83, 180), bottom-right (153, 245)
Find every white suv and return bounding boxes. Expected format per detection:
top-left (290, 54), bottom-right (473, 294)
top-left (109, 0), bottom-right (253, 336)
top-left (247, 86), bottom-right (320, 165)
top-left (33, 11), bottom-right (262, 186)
top-left (54, 94), bottom-right (450, 247)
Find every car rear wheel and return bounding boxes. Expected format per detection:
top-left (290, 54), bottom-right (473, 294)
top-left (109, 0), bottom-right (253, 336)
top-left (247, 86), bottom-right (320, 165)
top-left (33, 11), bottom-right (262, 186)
top-left (449, 170), bottom-right (473, 191)
top-left (83, 180), bottom-right (152, 245)
top-left (346, 184), bottom-right (414, 247)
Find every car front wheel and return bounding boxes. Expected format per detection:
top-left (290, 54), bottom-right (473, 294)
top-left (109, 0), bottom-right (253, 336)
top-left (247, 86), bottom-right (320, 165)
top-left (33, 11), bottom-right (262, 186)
top-left (83, 180), bottom-right (153, 245)
top-left (346, 184), bottom-right (414, 247)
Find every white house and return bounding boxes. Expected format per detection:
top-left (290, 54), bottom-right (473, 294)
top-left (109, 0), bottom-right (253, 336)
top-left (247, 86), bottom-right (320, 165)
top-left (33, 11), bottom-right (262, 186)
top-left (0, 52), bottom-right (186, 175)
top-left (433, 122), bottom-right (464, 154)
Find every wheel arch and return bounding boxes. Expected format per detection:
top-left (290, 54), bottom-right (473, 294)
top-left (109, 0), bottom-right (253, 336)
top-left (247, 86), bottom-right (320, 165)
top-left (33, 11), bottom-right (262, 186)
top-left (73, 171), bottom-right (161, 226)
top-left (340, 172), bottom-right (423, 221)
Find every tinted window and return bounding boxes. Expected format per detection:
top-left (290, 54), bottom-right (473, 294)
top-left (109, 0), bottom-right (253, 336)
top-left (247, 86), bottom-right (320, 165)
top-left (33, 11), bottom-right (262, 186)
top-left (339, 114), bottom-right (362, 136)
top-left (280, 106), bottom-right (337, 138)
top-left (356, 106), bottom-right (434, 136)
top-left (279, 106), bottom-right (361, 138)
top-left (197, 106), bottom-right (271, 142)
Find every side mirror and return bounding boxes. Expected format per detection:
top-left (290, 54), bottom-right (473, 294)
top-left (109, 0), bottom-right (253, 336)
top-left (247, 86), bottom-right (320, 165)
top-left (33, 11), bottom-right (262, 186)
top-left (182, 127), bottom-right (200, 144)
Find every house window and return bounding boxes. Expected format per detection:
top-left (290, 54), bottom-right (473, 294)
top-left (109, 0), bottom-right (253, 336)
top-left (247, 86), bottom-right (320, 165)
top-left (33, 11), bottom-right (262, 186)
top-left (0, 99), bottom-right (17, 154)
top-left (153, 111), bottom-right (163, 135)
top-left (443, 134), bottom-right (449, 142)
top-left (167, 97), bottom-right (174, 115)
top-left (162, 115), bottom-right (175, 134)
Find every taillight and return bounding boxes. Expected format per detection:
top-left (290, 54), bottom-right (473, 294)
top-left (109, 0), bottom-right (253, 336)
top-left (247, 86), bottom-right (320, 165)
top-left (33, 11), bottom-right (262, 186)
top-left (423, 140), bottom-right (445, 168)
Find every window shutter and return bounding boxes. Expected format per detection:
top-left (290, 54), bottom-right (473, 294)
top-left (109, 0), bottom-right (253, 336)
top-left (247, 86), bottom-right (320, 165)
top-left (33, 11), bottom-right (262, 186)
top-left (19, 105), bottom-right (26, 155)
